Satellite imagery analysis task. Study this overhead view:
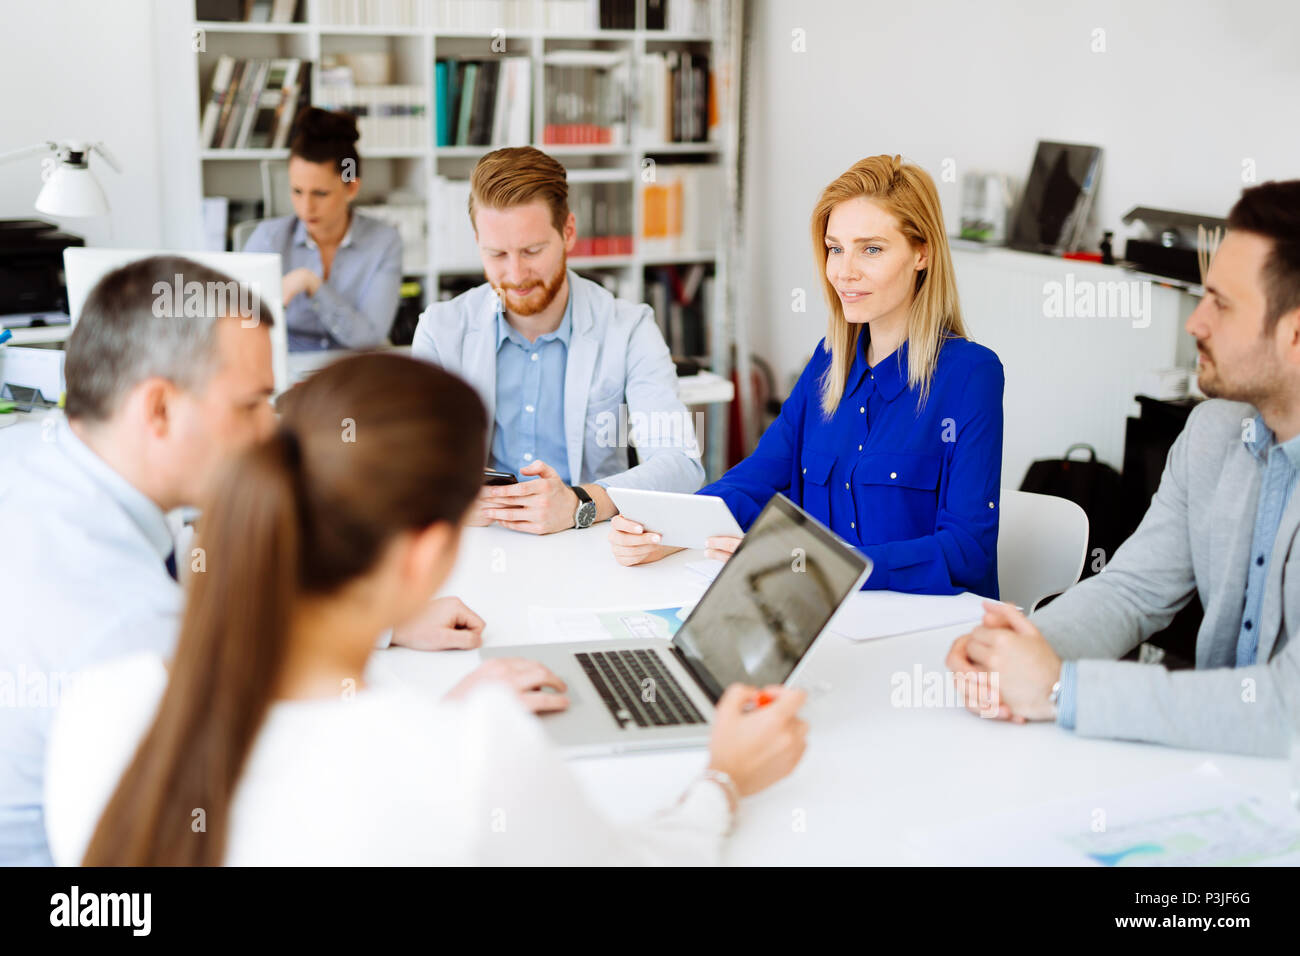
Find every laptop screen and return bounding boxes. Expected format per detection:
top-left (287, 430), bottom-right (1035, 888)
top-left (671, 494), bottom-right (871, 700)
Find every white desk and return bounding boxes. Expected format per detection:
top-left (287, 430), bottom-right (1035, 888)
top-left (366, 524), bottom-right (1289, 865)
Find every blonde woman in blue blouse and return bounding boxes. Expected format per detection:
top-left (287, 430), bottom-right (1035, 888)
top-left (611, 154), bottom-right (1006, 597)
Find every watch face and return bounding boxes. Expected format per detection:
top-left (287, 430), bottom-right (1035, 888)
top-left (576, 500), bottom-right (597, 528)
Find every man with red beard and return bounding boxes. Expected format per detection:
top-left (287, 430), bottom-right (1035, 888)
top-left (413, 147), bottom-right (704, 534)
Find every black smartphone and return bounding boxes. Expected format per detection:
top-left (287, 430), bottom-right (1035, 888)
top-left (483, 469), bottom-right (518, 486)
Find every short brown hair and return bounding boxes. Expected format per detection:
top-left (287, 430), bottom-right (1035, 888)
top-left (468, 146), bottom-right (570, 234)
top-left (1227, 179), bottom-right (1300, 332)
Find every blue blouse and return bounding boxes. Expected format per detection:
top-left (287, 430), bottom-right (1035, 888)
top-left (701, 334), bottom-right (1004, 597)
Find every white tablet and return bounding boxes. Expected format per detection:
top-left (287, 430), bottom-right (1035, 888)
top-left (607, 488), bottom-right (744, 550)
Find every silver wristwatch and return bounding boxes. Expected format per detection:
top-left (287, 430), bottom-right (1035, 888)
top-left (571, 485), bottom-right (596, 529)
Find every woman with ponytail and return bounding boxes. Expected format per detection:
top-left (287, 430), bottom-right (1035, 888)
top-left (245, 106), bottom-right (402, 351)
top-left (611, 154), bottom-right (1005, 598)
top-left (45, 353), bottom-right (809, 865)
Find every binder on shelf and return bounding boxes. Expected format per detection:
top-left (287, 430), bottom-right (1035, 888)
top-left (202, 56), bottom-right (309, 150)
top-left (542, 50), bottom-right (630, 146)
top-left (436, 57), bottom-right (531, 148)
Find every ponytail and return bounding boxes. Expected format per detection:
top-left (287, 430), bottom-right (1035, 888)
top-left (82, 353), bottom-right (487, 865)
top-left (83, 429), bottom-right (304, 865)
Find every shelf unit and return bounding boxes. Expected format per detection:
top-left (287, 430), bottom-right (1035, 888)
top-left (188, 0), bottom-right (741, 475)
top-left (190, 1), bottom-right (734, 305)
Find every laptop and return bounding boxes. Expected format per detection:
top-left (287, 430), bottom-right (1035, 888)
top-left (482, 493), bottom-right (872, 756)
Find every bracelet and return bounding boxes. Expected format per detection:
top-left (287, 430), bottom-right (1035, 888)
top-left (700, 769), bottom-right (740, 832)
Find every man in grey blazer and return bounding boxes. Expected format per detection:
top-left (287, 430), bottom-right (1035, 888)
top-left (412, 147), bottom-right (704, 534)
top-left (947, 179), bottom-right (1300, 756)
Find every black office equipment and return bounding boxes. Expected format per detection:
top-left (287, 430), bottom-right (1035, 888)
top-left (0, 220), bottom-right (85, 327)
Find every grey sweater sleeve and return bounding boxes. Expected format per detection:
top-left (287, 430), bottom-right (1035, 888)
top-left (1032, 404), bottom-right (1299, 755)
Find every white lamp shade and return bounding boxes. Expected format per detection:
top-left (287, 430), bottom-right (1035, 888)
top-left (35, 164), bottom-right (109, 217)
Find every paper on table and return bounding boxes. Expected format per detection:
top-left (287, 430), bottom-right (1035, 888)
top-left (685, 558), bottom-right (725, 582)
top-left (906, 763), bottom-right (1300, 866)
top-left (689, 559), bottom-right (990, 641)
top-left (826, 590), bottom-right (990, 641)
top-left (528, 605), bottom-right (693, 644)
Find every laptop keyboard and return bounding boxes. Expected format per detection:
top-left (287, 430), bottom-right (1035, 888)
top-left (575, 649), bottom-right (706, 730)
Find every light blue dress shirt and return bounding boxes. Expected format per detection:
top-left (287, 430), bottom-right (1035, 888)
top-left (491, 291), bottom-right (574, 486)
top-left (0, 419), bottom-right (180, 866)
top-left (1057, 412), bottom-right (1300, 728)
top-left (244, 211), bottom-right (402, 352)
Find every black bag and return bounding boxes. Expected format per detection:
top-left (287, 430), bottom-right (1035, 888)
top-left (1019, 443), bottom-right (1128, 580)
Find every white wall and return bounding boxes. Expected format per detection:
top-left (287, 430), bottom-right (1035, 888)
top-left (1, 1), bottom-right (162, 247)
top-left (743, 0), bottom-right (1300, 393)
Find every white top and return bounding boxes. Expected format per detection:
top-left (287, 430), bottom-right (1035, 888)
top-left (0, 419), bottom-right (180, 866)
top-left (45, 654), bottom-right (731, 866)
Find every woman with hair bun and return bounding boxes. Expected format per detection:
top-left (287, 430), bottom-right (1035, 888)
top-left (245, 106), bottom-right (403, 351)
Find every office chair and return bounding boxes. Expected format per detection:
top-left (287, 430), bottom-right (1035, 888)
top-left (997, 489), bottom-right (1090, 613)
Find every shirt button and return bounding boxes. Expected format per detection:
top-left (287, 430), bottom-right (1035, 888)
top-left (1257, 555), bottom-right (1265, 566)
top-left (802, 467), bottom-right (807, 474)
top-left (844, 482), bottom-right (850, 490)
top-left (890, 472), bottom-right (897, 479)
top-left (1245, 620), bottom-right (1253, 631)
top-left (525, 405), bottom-right (535, 413)
top-left (850, 522), bottom-right (855, 529)
top-left (859, 406), bottom-right (865, 414)
top-left (530, 353), bottom-right (539, 362)
top-left (988, 501), bottom-right (995, 509)
top-left (858, 444), bottom-right (863, 451)
top-left (523, 453), bottom-right (533, 461)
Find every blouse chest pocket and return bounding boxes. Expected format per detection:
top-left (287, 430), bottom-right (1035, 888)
top-left (799, 450), bottom-right (836, 526)
top-left (850, 452), bottom-right (942, 536)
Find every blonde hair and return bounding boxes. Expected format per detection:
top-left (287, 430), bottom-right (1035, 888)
top-left (811, 154), bottom-right (965, 416)
top-left (468, 146), bottom-right (570, 234)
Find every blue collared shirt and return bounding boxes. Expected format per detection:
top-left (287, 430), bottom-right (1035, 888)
top-left (701, 332), bottom-right (1004, 595)
top-left (244, 212), bottom-right (403, 352)
top-left (491, 291), bottom-right (574, 485)
top-left (1056, 412), bottom-right (1300, 729)
top-left (1234, 416), bottom-right (1300, 665)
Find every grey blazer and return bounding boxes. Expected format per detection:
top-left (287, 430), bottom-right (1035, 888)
top-left (411, 270), bottom-right (704, 492)
top-left (1032, 398), bottom-right (1300, 756)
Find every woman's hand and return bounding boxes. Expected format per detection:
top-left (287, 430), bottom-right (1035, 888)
top-left (390, 596), bottom-right (485, 651)
top-left (282, 267), bottom-right (322, 305)
top-left (608, 514), bottom-right (684, 566)
top-left (704, 535), bottom-right (743, 563)
top-left (707, 684), bottom-right (809, 797)
top-left (445, 657), bottom-right (569, 714)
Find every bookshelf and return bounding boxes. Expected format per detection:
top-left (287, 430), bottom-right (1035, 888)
top-left (187, 0), bottom-right (742, 475)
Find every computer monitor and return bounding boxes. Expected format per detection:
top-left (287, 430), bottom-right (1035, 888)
top-left (63, 248), bottom-right (289, 393)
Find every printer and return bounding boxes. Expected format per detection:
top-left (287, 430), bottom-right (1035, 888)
top-left (0, 219), bottom-right (85, 328)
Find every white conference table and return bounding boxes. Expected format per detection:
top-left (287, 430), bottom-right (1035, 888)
top-left (367, 524), bottom-right (1291, 866)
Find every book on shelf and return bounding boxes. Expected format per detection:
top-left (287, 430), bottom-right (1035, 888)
top-left (431, 176), bottom-right (481, 271)
top-left (355, 203), bottom-right (427, 273)
top-left (639, 50), bottom-right (716, 144)
top-left (597, 0), bottom-right (636, 29)
top-left (315, 84), bottom-right (428, 150)
top-left (640, 164), bottom-right (722, 256)
top-left (197, 0), bottom-right (298, 22)
top-left (317, 0), bottom-right (533, 30)
top-left (645, 0), bottom-right (712, 33)
top-left (201, 55), bottom-right (310, 150)
top-left (542, 50), bottom-right (630, 145)
top-left (645, 263), bottom-right (712, 358)
top-left (569, 181), bottom-right (633, 257)
top-left (436, 57), bottom-right (531, 148)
